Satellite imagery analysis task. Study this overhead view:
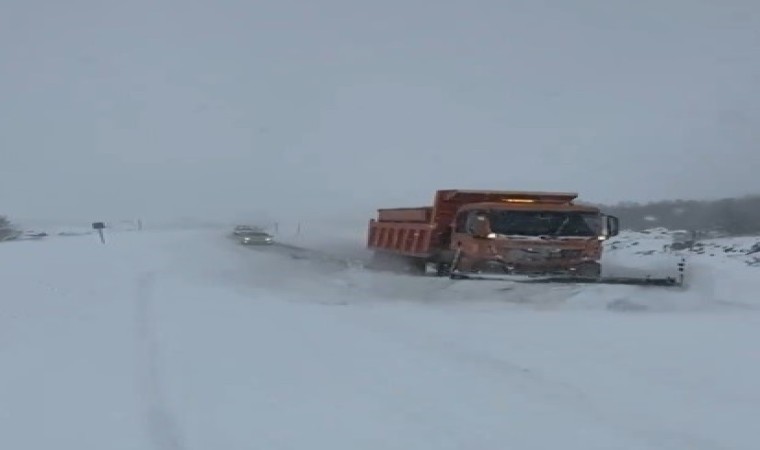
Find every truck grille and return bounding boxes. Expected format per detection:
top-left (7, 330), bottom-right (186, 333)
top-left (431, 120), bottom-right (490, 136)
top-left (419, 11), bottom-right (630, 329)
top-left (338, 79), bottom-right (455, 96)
top-left (505, 247), bottom-right (584, 261)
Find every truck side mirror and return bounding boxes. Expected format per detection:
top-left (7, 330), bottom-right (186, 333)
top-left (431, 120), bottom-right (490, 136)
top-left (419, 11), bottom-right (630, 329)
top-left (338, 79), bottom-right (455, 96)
top-left (605, 215), bottom-right (620, 237)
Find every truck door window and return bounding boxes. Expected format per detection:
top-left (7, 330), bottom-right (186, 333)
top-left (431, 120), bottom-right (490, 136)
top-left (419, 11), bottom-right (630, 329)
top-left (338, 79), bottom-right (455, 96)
top-left (465, 211), bottom-right (488, 234)
top-left (455, 212), bottom-right (468, 233)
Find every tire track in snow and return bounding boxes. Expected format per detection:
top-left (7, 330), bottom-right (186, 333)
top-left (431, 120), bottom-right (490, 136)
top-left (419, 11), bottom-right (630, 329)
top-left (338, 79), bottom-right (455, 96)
top-left (351, 313), bottom-right (730, 450)
top-left (136, 272), bottom-right (187, 450)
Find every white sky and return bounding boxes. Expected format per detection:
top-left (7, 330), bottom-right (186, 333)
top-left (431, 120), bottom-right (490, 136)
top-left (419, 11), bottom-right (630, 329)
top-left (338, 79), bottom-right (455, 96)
top-left (1, 0), bottom-right (758, 225)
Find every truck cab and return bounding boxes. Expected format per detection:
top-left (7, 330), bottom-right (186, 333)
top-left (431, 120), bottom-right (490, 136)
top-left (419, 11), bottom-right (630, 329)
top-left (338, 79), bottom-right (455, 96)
top-left (449, 200), bottom-right (619, 278)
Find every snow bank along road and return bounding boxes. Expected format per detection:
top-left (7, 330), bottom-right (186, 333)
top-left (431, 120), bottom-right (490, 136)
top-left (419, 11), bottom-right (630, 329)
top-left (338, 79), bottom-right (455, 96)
top-left (1, 227), bottom-right (758, 450)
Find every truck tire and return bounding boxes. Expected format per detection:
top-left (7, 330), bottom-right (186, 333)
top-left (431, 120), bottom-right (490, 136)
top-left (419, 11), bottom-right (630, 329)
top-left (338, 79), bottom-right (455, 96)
top-left (406, 258), bottom-right (427, 275)
top-left (369, 252), bottom-right (426, 275)
top-left (368, 252), bottom-right (397, 271)
top-left (575, 262), bottom-right (601, 279)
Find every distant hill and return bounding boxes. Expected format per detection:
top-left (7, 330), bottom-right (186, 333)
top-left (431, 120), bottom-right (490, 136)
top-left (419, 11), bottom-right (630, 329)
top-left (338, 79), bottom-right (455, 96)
top-left (597, 194), bottom-right (760, 235)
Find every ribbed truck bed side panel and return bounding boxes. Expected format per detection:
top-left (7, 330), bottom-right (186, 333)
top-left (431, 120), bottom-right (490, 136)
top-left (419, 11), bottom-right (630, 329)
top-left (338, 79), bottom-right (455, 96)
top-left (367, 221), bottom-right (437, 257)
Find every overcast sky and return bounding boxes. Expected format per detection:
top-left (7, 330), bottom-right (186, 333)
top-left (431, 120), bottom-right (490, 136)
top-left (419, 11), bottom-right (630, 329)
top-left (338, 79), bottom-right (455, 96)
top-left (1, 0), bottom-right (758, 225)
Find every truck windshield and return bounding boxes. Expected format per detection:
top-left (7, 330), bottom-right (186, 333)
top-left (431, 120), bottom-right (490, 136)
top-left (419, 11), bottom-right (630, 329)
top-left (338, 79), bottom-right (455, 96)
top-left (488, 211), bottom-right (600, 237)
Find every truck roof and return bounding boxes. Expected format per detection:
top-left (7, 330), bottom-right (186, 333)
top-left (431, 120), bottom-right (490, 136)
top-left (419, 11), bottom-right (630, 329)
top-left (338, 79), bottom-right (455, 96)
top-left (438, 189), bottom-right (579, 203)
top-left (372, 189), bottom-right (591, 226)
top-left (458, 201), bottom-right (600, 213)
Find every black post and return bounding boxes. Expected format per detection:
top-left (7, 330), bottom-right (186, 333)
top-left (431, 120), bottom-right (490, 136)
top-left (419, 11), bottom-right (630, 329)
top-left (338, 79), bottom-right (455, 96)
top-left (92, 222), bottom-right (106, 244)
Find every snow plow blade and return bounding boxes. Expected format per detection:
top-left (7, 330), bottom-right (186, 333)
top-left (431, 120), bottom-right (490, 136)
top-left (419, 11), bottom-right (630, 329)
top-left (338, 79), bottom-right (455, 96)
top-left (450, 273), bottom-right (681, 286)
top-left (450, 273), bottom-right (684, 287)
top-left (449, 258), bottom-right (686, 287)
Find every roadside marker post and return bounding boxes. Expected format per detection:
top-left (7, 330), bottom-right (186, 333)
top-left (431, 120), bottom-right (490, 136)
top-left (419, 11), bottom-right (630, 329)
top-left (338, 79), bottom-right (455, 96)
top-left (92, 222), bottom-right (106, 244)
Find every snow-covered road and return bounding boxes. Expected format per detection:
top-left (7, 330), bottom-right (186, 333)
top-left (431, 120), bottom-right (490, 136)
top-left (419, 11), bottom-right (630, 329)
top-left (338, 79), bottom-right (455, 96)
top-left (1, 228), bottom-right (758, 449)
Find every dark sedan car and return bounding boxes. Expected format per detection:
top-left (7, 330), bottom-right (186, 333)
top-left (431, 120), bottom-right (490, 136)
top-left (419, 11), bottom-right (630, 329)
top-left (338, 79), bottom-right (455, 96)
top-left (238, 230), bottom-right (274, 245)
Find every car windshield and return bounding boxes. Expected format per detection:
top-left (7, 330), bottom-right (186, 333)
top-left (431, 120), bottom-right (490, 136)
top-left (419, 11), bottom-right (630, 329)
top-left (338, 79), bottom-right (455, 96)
top-left (488, 210), bottom-right (600, 237)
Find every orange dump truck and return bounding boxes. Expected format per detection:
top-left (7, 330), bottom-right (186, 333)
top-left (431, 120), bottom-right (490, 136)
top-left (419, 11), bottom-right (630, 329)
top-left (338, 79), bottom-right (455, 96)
top-left (367, 189), bottom-right (620, 279)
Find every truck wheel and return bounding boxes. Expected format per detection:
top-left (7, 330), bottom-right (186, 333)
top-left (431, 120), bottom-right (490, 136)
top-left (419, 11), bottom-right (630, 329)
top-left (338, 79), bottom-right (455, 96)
top-left (402, 258), bottom-right (425, 275)
top-left (368, 252), bottom-right (396, 271)
top-left (575, 262), bottom-right (601, 279)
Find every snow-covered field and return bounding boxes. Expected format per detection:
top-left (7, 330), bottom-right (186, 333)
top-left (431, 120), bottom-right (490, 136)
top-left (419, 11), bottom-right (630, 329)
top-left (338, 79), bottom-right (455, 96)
top-left (1, 226), bottom-right (758, 449)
